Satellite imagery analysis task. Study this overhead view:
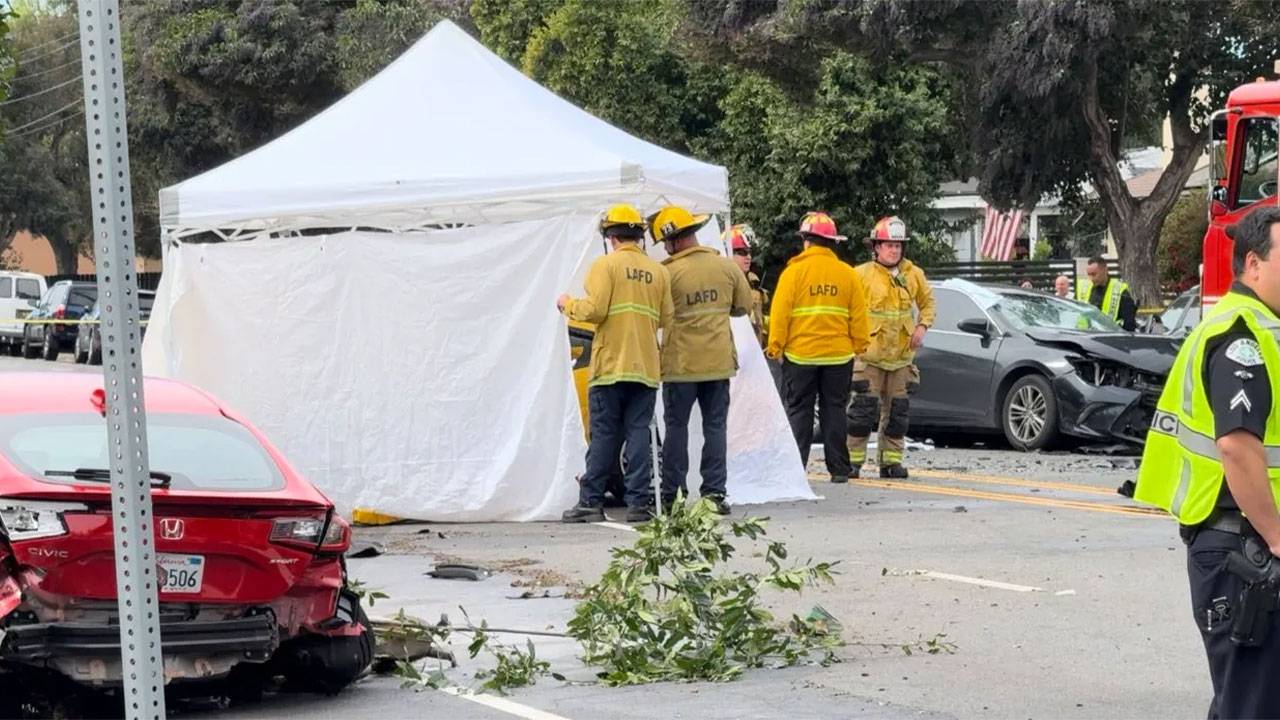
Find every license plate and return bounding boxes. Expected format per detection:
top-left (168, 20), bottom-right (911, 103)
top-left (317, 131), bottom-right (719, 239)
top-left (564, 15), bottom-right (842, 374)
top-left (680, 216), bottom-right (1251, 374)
top-left (158, 554), bottom-right (205, 594)
top-left (15, 310), bottom-right (29, 319)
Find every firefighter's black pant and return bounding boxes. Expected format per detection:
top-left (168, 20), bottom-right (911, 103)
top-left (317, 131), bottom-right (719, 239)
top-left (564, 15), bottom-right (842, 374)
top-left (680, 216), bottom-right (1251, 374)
top-left (780, 359), bottom-right (852, 479)
top-left (1187, 526), bottom-right (1280, 719)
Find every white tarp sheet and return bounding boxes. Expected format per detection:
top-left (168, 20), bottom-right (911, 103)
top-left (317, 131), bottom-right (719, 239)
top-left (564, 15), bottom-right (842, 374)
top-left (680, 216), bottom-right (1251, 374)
top-left (143, 218), bottom-right (592, 521)
top-left (145, 220), bottom-right (814, 519)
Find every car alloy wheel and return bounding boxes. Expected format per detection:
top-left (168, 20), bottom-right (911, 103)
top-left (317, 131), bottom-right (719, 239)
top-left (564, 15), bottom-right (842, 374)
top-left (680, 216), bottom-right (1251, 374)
top-left (1002, 374), bottom-right (1059, 451)
top-left (1008, 384), bottom-right (1047, 443)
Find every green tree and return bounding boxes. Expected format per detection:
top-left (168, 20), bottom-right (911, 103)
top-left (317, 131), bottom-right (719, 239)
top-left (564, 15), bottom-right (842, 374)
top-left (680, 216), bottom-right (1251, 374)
top-left (700, 54), bottom-right (954, 277)
top-left (1158, 191), bottom-right (1206, 293)
top-left (691, 0), bottom-right (1280, 305)
top-left (0, 6), bottom-right (91, 272)
top-left (471, 0), bottom-right (561, 63)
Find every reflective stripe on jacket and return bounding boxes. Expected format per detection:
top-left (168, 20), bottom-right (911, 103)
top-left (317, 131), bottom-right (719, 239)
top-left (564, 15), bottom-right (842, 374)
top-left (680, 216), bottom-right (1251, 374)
top-left (854, 260), bottom-right (935, 370)
top-left (766, 246), bottom-right (869, 365)
top-left (563, 244), bottom-right (673, 388)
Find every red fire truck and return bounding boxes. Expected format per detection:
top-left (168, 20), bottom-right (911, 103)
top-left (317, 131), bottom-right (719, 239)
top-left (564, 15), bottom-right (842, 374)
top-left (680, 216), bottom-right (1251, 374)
top-left (1203, 80), bottom-right (1280, 308)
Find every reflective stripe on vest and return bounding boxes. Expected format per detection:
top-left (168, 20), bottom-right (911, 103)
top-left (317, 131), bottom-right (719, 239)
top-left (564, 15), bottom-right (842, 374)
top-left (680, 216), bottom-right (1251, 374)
top-left (1134, 291), bottom-right (1280, 523)
top-left (1076, 279), bottom-right (1128, 320)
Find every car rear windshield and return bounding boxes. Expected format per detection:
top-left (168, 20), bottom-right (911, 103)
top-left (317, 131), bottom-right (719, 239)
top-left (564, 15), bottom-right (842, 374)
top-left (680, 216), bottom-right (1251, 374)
top-left (993, 293), bottom-right (1123, 334)
top-left (0, 413), bottom-right (285, 492)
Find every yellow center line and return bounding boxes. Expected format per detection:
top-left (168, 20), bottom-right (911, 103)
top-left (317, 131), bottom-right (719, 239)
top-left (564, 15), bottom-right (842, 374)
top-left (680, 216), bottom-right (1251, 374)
top-left (852, 478), bottom-right (1164, 518)
top-left (909, 468), bottom-right (1119, 497)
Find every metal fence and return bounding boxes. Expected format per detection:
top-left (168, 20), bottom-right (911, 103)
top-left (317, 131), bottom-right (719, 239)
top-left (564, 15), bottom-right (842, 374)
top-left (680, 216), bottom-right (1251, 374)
top-left (922, 260), bottom-right (1080, 291)
top-left (48, 272), bottom-right (162, 291)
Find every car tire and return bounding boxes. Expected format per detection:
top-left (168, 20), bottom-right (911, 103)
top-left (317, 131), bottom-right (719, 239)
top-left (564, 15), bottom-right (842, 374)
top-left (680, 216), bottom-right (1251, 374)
top-left (278, 589), bottom-right (375, 695)
top-left (1001, 374), bottom-right (1059, 451)
top-left (88, 331), bottom-right (102, 365)
top-left (73, 337), bottom-right (88, 364)
top-left (21, 328), bottom-right (40, 359)
top-left (41, 331), bottom-right (59, 361)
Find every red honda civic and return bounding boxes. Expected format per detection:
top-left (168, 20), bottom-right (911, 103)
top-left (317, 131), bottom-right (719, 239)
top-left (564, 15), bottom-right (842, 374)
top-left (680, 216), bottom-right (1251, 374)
top-left (0, 372), bottom-right (373, 705)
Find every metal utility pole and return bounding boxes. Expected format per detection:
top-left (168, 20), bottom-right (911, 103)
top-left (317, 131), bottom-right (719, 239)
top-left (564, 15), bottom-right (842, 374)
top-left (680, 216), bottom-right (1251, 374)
top-left (75, 0), bottom-right (167, 717)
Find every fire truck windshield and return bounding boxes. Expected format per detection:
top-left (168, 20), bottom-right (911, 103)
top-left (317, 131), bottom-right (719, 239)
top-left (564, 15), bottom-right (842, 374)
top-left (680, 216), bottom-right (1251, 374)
top-left (1237, 116), bottom-right (1279, 207)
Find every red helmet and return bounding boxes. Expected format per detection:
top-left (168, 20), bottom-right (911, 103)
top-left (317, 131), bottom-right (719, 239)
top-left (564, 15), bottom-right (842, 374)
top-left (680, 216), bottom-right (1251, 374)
top-left (868, 216), bottom-right (910, 242)
top-left (797, 211), bottom-right (846, 242)
top-left (721, 224), bottom-right (756, 252)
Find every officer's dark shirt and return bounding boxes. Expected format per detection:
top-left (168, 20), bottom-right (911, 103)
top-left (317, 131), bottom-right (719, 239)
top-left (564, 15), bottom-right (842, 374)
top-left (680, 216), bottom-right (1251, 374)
top-left (1206, 284), bottom-right (1274, 510)
top-left (1088, 279), bottom-right (1138, 331)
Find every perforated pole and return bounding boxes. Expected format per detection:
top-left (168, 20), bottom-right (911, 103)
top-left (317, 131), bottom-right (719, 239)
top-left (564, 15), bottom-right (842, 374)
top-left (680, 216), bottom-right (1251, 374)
top-left (76, 1), bottom-right (166, 717)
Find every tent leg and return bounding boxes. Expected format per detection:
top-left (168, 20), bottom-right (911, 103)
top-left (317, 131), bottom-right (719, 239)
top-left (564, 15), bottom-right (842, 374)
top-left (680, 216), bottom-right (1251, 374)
top-left (651, 414), bottom-right (662, 518)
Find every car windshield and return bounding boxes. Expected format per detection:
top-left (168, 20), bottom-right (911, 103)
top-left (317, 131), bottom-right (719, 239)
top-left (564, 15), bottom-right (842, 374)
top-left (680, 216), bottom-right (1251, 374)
top-left (0, 413), bottom-right (285, 492)
top-left (992, 292), bottom-right (1123, 333)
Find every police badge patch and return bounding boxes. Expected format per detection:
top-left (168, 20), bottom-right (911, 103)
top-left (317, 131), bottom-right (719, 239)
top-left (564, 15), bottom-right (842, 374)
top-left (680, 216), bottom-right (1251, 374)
top-left (1225, 338), bottom-right (1265, 367)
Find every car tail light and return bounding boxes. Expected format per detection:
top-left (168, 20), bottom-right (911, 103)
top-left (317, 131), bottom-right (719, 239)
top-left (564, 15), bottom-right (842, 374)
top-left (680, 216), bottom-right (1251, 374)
top-left (0, 501), bottom-right (87, 542)
top-left (51, 306), bottom-right (65, 320)
top-left (270, 515), bottom-right (350, 553)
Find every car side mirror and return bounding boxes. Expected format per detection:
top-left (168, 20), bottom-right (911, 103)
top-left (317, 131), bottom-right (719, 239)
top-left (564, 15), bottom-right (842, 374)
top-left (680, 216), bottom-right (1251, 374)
top-left (957, 318), bottom-right (991, 337)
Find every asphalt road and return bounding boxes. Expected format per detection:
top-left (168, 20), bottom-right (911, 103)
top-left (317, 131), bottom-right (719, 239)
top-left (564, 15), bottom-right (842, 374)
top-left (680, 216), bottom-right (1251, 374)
top-left (3, 354), bottom-right (1205, 719)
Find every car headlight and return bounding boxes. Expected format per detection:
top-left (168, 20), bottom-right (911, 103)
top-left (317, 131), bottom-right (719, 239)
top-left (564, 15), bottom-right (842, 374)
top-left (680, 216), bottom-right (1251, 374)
top-left (1068, 358), bottom-right (1164, 392)
top-left (0, 501), bottom-right (87, 541)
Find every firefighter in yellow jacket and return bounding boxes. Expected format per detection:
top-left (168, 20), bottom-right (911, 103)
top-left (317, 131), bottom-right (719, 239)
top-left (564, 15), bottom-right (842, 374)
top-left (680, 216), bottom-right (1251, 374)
top-left (557, 204), bottom-right (674, 524)
top-left (767, 212), bottom-right (870, 483)
top-left (848, 216), bottom-right (936, 479)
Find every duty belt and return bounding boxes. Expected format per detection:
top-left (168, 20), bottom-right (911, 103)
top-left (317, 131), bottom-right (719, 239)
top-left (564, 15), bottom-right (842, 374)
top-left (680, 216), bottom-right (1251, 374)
top-left (1193, 509), bottom-right (1248, 536)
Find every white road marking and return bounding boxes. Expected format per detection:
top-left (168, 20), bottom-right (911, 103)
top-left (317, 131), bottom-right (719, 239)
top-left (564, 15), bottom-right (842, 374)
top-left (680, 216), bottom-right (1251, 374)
top-left (440, 685), bottom-right (573, 720)
top-left (1055, 589), bottom-right (1078, 596)
top-left (593, 521), bottom-right (636, 532)
top-left (920, 571), bottom-right (1042, 593)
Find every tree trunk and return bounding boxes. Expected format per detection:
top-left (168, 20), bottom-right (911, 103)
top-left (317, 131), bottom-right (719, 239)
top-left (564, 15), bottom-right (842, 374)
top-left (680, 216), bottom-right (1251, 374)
top-left (1078, 59), bottom-right (1202, 308)
top-left (49, 235), bottom-right (79, 275)
top-left (1112, 217), bottom-right (1162, 307)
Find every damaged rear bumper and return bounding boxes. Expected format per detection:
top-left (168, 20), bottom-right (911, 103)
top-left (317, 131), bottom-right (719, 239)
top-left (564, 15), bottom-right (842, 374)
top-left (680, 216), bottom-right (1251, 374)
top-left (1052, 372), bottom-right (1157, 445)
top-left (4, 614), bottom-right (278, 662)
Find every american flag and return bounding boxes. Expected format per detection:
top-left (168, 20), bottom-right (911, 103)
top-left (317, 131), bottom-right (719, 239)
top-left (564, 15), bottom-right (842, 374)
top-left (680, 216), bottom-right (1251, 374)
top-left (980, 206), bottom-right (1026, 261)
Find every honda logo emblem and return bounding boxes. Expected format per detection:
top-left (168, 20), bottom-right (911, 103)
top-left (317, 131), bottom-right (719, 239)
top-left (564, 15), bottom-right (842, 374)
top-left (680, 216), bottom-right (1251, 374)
top-left (159, 518), bottom-right (185, 541)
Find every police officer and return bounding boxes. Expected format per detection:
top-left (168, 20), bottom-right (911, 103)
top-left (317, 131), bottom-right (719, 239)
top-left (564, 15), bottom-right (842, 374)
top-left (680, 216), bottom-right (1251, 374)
top-left (848, 216), bottom-right (935, 479)
top-left (558, 205), bottom-right (674, 524)
top-left (723, 224), bottom-right (769, 347)
top-left (1076, 256), bottom-right (1137, 330)
top-left (767, 212), bottom-right (870, 483)
top-left (1135, 207), bottom-right (1280, 718)
top-left (652, 207), bottom-right (752, 515)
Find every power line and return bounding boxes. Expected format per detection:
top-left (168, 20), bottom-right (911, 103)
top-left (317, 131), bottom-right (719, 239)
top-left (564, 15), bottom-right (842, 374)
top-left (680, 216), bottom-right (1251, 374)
top-left (0, 74), bottom-right (81, 106)
top-left (7, 107), bottom-right (82, 138)
top-left (16, 37), bottom-right (80, 66)
top-left (16, 30), bottom-right (78, 58)
top-left (4, 97), bottom-right (81, 134)
top-left (13, 56), bottom-right (81, 82)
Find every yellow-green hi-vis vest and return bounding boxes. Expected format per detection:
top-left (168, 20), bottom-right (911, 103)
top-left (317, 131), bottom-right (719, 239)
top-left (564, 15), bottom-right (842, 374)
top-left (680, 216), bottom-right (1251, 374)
top-left (1135, 291), bottom-right (1280, 524)
top-left (1076, 278), bottom-right (1130, 321)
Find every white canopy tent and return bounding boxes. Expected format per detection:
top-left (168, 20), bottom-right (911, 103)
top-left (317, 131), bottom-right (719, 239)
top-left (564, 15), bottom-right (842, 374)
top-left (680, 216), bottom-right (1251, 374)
top-left (145, 20), bottom-right (816, 521)
top-left (158, 21), bottom-right (728, 239)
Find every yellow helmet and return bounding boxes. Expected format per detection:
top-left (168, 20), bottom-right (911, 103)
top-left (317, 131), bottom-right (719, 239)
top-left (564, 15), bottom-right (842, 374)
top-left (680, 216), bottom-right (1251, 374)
top-left (648, 205), bottom-right (711, 244)
top-left (600, 204), bottom-right (646, 239)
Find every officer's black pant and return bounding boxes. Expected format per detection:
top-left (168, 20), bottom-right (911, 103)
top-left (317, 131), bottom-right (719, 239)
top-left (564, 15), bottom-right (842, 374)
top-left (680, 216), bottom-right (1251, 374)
top-left (581, 382), bottom-right (656, 510)
top-left (1187, 527), bottom-right (1280, 719)
top-left (780, 359), bottom-right (852, 479)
